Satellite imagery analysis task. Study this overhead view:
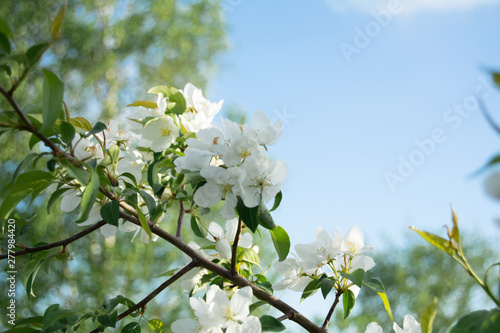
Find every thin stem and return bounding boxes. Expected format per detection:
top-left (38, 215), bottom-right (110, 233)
top-left (230, 217), bottom-right (243, 275)
top-left (0, 220), bottom-right (107, 260)
top-left (176, 186), bottom-right (186, 238)
top-left (322, 290), bottom-right (342, 330)
top-left (277, 312), bottom-right (294, 321)
top-left (89, 260), bottom-right (198, 333)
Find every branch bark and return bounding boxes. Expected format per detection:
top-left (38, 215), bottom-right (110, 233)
top-left (0, 220), bottom-right (106, 260)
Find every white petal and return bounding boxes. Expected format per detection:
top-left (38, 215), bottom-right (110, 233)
top-left (216, 239), bottom-right (232, 260)
top-left (365, 322), bottom-right (383, 333)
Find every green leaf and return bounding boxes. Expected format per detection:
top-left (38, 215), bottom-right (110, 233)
top-left (100, 201), bottom-right (119, 226)
top-left (41, 69), bottom-right (64, 130)
top-left (363, 278), bottom-right (386, 293)
top-left (236, 196), bottom-right (259, 232)
top-left (127, 100), bottom-right (158, 109)
top-left (76, 166), bottom-right (100, 223)
top-left (258, 200), bottom-right (276, 230)
top-left (47, 187), bottom-right (72, 214)
top-left (270, 226), bottom-right (290, 262)
top-left (139, 190), bottom-right (156, 217)
top-left (180, 171), bottom-right (206, 186)
top-left (300, 278), bottom-right (322, 303)
top-left (269, 191), bottom-right (282, 212)
top-left (0, 17), bottom-right (13, 39)
top-left (0, 32), bottom-right (11, 54)
top-left (0, 64), bottom-right (11, 76)
top-left (137, 205), bottom-right (152, 241)
top-left (50, 4), bottom-right (66, 39)
top-left (342, 289), bottom-right (356, 319)
top-left (340, 268), bottom-right (365, 288)
top-left (190, 215), bottom-right (207, 238)
top-left (239, 248), bottom-right (260, 267)
top-left (122, 322), bottom-right (141, 333)
top-left (493, 72), bottom-right (500, 89)
top-left (377, 291), bottom-right (394, 322)
top-left (26, 43), bottom-right (49, 67)
top-left (66, 165), bottom-right (90, 184)
top-left (249, 301), bottom-right (267, 314)
top-left (449, 309), bottom-right (500, 333)
top-left (420, 297), bottom-right (438, 333)
top-left (69, 117), bottom-right (92, 131)
top-left (147, 319), bottom-right (165, 333)
top-left (321, 278), bottom-right (336, 299)
top-left (450, 207), bottom-right (460, 247)
top-left (0, 170), bottom-right (53, 220)
top-left (409, 226), bottom-right (454, 256)
top-left (97, 310), bottom-right (118, 328)
top-left (59, 121), bottom-right (75, 145)
top-left (86, 121), bottom-right (107, 136)
top-left (147, 85), bottom-right (186, 115)
top-left (259, 315), bottom-right (286, 332)
top-left (42, 304), bottom-right (77, 331)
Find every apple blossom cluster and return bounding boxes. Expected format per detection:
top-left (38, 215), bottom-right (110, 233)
top-left (174, 110), bottom-right (286, 220)
top-left (171, 285), bottom-right (261, 333)
top-left (365, 315), bottom-right (421, 333)
top-left (274, 225), bottom-right (374, 297)
top-left (52, 82), bottom-right (286, 242)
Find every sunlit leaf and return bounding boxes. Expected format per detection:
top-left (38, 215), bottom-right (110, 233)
top-left (420, 297), bottom-right (438, 333)
top-left (409, 226), bottom-right (454, 256)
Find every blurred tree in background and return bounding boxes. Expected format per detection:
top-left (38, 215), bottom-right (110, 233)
top-left (0, 0), bottom-right (228, 329)
top-left (329, 233), bottom-right (498, 333)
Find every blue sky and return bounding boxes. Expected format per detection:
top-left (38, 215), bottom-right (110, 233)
top-left (208, 0), bottom-right (500, 326)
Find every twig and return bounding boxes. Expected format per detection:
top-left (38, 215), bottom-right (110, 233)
top-left (322, 290), bottom-right (342, 330)
top-left (118, 210), bottom-right (322, 333)
top-left (89, 260), bottom-right (198, 333)
top-left (230, 216), bottom-right (243, 275)
top-left (175, 186), bottom-right (186, 238)
top-left (277, 311), bottom-right (294, 321)
top-left (0, 220), bottom-right (106, 260)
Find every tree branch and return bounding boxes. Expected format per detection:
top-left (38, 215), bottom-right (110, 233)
top-left (322, 290), bottom-right (342, 330)
top-left (89, 260), bottom-right (198, 333)
top-left (0, 220), bottom-right (107, 260)
top-left (230, 216), bottom-right (243, 275)
top-left (176, 187), bottom-right (186, 239)
top-left (118, 211), bottom-right (323, 333)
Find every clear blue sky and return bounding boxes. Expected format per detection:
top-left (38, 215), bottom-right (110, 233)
top-left (208, 0), bottom-right (500, 325)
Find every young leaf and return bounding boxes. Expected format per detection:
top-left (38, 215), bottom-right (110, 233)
top-left (409, 226), bottom-right (454, 256)
top-left (363, 278), bottom-right (386, 293)
top-left (342, 289), bottom-right (356, 319)
top-left (377, 291), bottom-right (394, 322)
top-left (127, 101), bottom-right (158, 109)
top-left (26, 43), bottom-right (49, 67)
top-left (100, 201), bottom-right (119, 226)
top-left (69, 117), bottom-right (93, 131)
top-left (340, 268), bottom-right (365, 288)
top-left (259, 315), bottom-right (286, 332)
top-left (50, 4), bottom-right (66, 39)
top-left (450, 207), bottom-right (460, 247)
top-left (190, 215), bottom-right (207, 238)
top-left (147, 319), bottom-right (165, 333)
top-left (137, 206), bottom-right (152, 241)
top-left (239, 248), bottom-right (260, 267)
top-left (236, 196), bottom-right (259, 232)
top-left (258, 200), bottom-right (276, 229)
top-left (420, 297), bottom-right (438, 333)
top-left (321, 278), bottom-right (336, 299)
top-left (76, 166), bottom-right (100, 223)
top-left (86, 121), bottom-right (107, 136)
top-left (121, 322), bottom-right (141, 333)
top-left (41, 69), bottom-right (64, 130)
top-left (59, 121), bottom-right (75, 145)
top-left (270, 226), bottom-right (290, 262)
top-left (300, 279), bottom-right (322, 303)
top-left (269, 191), bottom-right (282, 212)
top-left (0, 32), bottom-right (10, 55)
top-left (493, 72), bottom-right (500, 89)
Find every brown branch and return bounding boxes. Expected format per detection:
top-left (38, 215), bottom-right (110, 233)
top-left (89, 260), bottom-right (198, 333)
top-left (118, 211), bottom-right (323, 333)
top-left (278, 311), bottom-right (294, 321)
top-left (0, 220), bottom-right (106, 260)
top-left (322, 290), bottom-right (343, 330)
top-left (230, 216), bottom-right (243, 275)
